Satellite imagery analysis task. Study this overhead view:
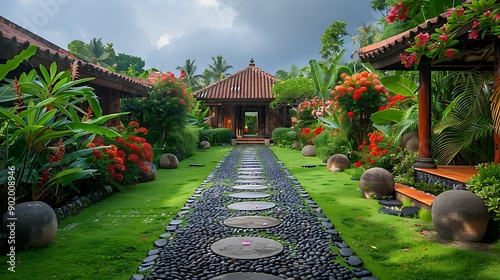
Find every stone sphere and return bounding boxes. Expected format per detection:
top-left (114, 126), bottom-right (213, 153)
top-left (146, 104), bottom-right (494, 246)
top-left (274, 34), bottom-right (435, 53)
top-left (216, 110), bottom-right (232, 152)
top-left (432, 190), bottom-right (489, 242)
top-left (301, 145), bottom-right (316, 157)
top-left (159, 153), bottom-right (179, 169)
top-left (291, 141), bottom-right (300, 149)
top-left (198, 141), bottom-right (210, 149)
top-left (359, 167), bottom-right (394, 199)
top-left (138, 161), bottom-right (157, 182)
top-left (327, 154), bottom-right (350, 172)
top-left (2, 201), bottom-right (58, 249)
top-left (400, 132), bottom-right (419, 152)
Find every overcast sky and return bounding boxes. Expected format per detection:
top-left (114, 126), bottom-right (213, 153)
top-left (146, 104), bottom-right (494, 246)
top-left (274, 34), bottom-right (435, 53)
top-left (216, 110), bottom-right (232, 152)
top-left (3, 0), bottom-right (380, 75)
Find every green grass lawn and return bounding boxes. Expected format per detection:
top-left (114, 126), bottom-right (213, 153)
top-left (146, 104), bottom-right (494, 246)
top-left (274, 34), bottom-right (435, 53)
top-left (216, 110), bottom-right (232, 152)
top-left (270, 146), bottom-right (500, 280)
top-left (0, 146), bottom-right (231, 280)
top-left (2, 145), bottom-right (499, 280)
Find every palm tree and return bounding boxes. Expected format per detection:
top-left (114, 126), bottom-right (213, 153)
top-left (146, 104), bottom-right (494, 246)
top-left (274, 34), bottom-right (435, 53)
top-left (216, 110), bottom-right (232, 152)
top-left (82, 38), bottom-right (115, 69)
top-left (208, 55), bottom-right (233, 81)
top-left (176, 59), bottom-right (203, 90)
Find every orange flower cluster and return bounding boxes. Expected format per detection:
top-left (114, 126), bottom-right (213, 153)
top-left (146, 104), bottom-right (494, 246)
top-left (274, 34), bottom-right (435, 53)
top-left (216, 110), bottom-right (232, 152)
top-left (354, 130), bottom-right (391, 168)
top-left (331, 71), bottom-right (387, 102)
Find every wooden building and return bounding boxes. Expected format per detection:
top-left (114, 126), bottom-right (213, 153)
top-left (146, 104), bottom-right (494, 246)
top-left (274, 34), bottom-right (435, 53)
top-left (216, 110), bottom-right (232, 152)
top-left (0, 16), bottom-right (150, 125)
top-left (194, 60), bottom-right (291, 141)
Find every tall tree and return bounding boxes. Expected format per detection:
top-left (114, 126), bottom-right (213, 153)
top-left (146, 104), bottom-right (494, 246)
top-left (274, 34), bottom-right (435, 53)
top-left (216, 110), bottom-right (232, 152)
top-left (208, 55), bottom-right (233, 81)
top-left (67, 38), bottom-right (115, 69)
top-left (116, 53), bottom-right (145, 76)
top-left (176, 59), bottom-right (203, 90)
top-left (319, 21), bottom-right (348, 61)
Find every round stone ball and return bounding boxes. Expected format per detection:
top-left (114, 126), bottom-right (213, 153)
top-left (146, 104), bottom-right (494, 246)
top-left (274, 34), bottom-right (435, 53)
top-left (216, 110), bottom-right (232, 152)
top-left (159, 153), bottom-right (179, 169)
top-left (291, 141), bottom-right (300, 149)
top-left (327, 154), bottom-right (350, 172)
top-left (359, 167), bottom-right (394, 199)
top-left (301, 145), bottom-right (316, 157)
top-left (198, 141), bottom-right (210, 149)
top-left (2, 201), bottom-right (58, 248)
top-left (400, 132), bottom-right (419, 152)
top-left (138, 161), bottom-right (157, 182)
top-left (432, 190), bottom-right (489, 242)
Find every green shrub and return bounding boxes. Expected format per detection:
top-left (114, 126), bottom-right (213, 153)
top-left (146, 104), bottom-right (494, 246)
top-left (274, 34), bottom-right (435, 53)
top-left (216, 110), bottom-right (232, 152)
top-left (467, 163), bottom-right (500, 220)
top-left (312, 130), bottom-right (351, 161)
top-left (392, 149), bottom-right (419, 185)
top-left (164, 126), bottom-right (199, 160)
top-left (272, 127), bottom-right (298, 148)
top-left (199, 128), bottom-right (231, 145)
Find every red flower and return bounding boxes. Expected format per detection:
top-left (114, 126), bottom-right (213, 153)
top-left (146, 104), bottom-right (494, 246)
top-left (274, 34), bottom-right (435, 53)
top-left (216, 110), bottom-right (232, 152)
top-left (128, 154), bottom-right (139, 161)
top-left (444, 49), bottom-right (455, 58)
top-left (117, 137), bottom-right (125, 144)
top-left (438, 34), bottom-right (448, 42)
top-left (354, 162), bottom-right (361, 168)
top-left (353, 93), bottom-right (361, 100)
top-left (415, 33), bottom-right (430, 47)
top-left (128, 121), bottom-right (139, 128)
top-left (347, 111), bottom-right (354, 118)
top-left (138, 127), bottom-right (148, 134)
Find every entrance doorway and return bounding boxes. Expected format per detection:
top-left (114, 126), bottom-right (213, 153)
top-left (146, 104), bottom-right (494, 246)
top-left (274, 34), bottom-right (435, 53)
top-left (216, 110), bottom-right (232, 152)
top-left (244, 108), bottom-right (258, 136)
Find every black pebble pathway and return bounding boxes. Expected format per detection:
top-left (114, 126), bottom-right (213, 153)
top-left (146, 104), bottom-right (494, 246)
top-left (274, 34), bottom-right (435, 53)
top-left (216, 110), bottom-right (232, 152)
top-left (131, 146), bottom-right (378, 280)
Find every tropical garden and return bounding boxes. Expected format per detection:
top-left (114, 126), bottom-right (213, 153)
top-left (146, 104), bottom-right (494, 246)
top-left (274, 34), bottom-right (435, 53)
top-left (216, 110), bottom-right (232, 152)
top-left (0, 0), bottom-right (499, 279)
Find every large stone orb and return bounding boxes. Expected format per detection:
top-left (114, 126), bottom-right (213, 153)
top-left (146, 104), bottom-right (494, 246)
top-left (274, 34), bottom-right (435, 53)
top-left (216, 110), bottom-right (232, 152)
top-left (301, 145), bottom-right (316, 157)
top-left (291, 141), bottom-right (300, 149)
top-left (159, 153), bottom-right (179, 169)
top-left (359, 167), bottom-right (394, 199)
top-left (2, 201), bottom-right (58, 249)
top-left (198, 141), bottom-right (210, 149)
top-left (138, 161), bottom-right (157, 182)
top-left (432, 190), bottom-right (489, 242)
top-left (327, 154), bottom-right (350, 172)
top-left (400, 132), bottom-right (419, 152)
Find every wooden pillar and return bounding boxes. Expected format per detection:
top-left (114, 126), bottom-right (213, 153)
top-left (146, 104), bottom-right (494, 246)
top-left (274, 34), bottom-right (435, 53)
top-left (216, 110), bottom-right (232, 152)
top-left (494, 38), bottom-right (500, 163)
top-left (414, 63), bottom-right (437, 168)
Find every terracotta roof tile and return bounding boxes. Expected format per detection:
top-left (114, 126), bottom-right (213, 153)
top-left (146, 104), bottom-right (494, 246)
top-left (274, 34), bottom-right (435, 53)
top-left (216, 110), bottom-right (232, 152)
top-left (194, 64), bottom-right (278, 100)
top-left (0, 16), bottom-right (150, 96)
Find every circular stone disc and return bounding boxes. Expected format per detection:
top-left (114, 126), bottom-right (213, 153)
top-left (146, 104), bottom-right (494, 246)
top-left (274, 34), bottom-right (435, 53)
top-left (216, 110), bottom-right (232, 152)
top-left (210, 273), bottom-right (283, 280)
top-left (227, 201), bottom-right (276, 211)
top-left (238, 175), bottom-right (264, 179)
top-left (224, 216), bottom-right (281, 229)
top-left (229, 192), bottom-right (271, 199)
top-left (238, 171), bottom-right (263, 175)
top-left (238, 168), bottom-right (262, 171)
top-left (232, 185), bottom-right (268, 191)
top-left (235, 180), bottom-right (265, 184)
top-left (210, 237), bottom-right (283, 259)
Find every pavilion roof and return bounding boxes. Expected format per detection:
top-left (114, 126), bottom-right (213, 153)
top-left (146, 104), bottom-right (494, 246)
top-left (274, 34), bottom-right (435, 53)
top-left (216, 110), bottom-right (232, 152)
top-left (358, 12), bottom-right (495, 71)
top-left (0, 16), bottom-right (150, 97)
top-left (194, 61), bottom-right (278, 101)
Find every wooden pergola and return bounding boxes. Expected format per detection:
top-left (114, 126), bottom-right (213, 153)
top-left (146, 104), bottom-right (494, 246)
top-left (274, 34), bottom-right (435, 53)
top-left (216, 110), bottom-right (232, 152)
top-left (359, 13), bottom-right (499, 167)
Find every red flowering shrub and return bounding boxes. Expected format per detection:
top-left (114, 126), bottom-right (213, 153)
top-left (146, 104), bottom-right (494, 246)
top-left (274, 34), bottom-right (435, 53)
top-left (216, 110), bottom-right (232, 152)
top-left (298, 126), bottom-right (326, 146)
top-left (330, 71), bottom-right (388, 147)
top-left (353, 130), bottom-right (394, 170)
top-left (87, 121), bottom-right (153, 189)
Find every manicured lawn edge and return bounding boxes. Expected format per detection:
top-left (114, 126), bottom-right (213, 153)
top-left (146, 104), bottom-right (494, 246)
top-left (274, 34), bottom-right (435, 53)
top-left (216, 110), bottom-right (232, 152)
top-left (270, 146), bottom-right (500, 280)
top-left (0, 146), bottom-right (231, 279)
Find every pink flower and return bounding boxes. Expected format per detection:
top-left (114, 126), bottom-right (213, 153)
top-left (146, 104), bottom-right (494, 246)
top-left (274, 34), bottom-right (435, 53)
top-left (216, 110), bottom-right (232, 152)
top-left (444, 48), bottom-right (455, 58)
top-left (415, 33), bottom-right (430, 47)
top-left (400, 53), bottom-right (419, 68)
top-left (438, 34), bottom-right (448, 42)
top-left (484, 10), bottom-right (491, 17)
top-left (456, 7), bottom-right (464, 16)
top-left (495, 14), bottom-right (500, 22)
top-left (468, 29), bottom-right (479, 40)
top-left (472, 20), bottom-right (480, 29)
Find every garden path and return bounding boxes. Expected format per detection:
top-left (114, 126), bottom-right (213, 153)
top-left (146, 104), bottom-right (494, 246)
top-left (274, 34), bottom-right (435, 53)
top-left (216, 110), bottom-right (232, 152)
top-left (131, 146), bottom-right (378, 280)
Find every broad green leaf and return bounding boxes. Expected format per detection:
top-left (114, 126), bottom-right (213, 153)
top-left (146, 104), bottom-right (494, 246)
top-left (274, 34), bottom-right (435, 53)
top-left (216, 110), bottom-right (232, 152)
top-left (0, 45), bottom-right (37, 80)
top-left (380, 76), bottom-right (418, 97)
top-left (61, 122), bottom-right (122, 138)
top-left (371, 109), bottom-right (406, 125)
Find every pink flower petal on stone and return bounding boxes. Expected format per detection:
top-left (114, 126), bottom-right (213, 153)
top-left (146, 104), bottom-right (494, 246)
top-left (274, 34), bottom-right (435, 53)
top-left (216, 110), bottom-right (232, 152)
top-left (242, 240), bottom-right (251, 246)
top-left (262, 223), bottom-right (268, 226)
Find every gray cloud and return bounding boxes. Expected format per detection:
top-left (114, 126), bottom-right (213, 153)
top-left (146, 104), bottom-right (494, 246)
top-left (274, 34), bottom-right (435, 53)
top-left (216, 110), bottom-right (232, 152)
top-left (2, 0), bottom-right (378, 75)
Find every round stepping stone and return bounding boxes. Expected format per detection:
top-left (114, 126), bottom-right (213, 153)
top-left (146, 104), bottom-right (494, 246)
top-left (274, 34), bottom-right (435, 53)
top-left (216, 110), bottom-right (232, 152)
top-left (223, 216), bottom-right (281, 229)
top-left (238, 175), bottom-right (264, 179)
top-left (189, 164), bottom-right (204, 167)
top-left (210, 272), bottom-right (283, 280)
top-left (302, 164), bottom-right (317, 168)
top-left (210, 237), bottom-right (283, 259)
top-left (235, 180), bottom-right (265, 184)
top-left (238, 168), bottom-right (262, 171)
top-left (378, 199), bottom-right (402, 208)
top-left (238, 171), bottom-right (263, 175)
top-left (229, 192), bottom-right (271, 199)
top-left (232, 185), bottom-right (269, 191)
top-left (227, 201), bottom-right (276, 211)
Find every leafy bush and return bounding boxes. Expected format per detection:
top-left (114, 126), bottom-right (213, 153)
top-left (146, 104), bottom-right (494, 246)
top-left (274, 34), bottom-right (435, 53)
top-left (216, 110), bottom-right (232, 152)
top-left (272, 127), bottom-right (291, 140)
top-left (392, 149), bottom-right (419, 185)
top-left (199, 128), bottom-right (231, 145)
top-left (467, 163), bottom-right (500, 220)
top-left (312, 130), bottom-right (351, 161)
top-left (272, 127), bottom-right (298, 148)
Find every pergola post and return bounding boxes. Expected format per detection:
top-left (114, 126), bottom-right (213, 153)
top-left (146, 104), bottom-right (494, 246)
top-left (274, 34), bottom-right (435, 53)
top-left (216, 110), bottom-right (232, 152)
top-left (414, 63), bottom-right (437, 169)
